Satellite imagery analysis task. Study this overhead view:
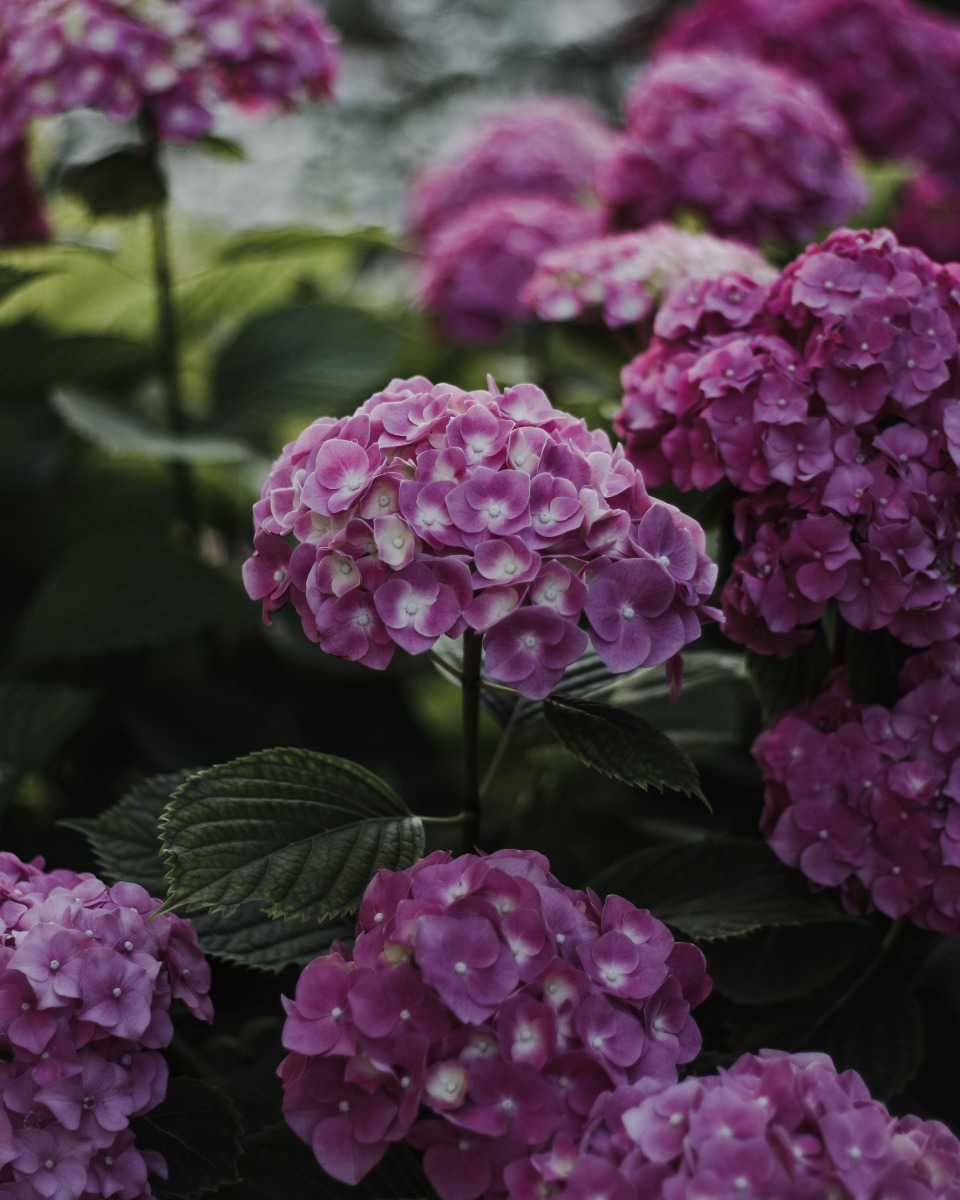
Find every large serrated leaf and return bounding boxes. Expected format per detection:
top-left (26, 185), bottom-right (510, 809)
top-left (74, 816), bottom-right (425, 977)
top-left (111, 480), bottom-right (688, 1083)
top-left (131, 1079), bottom-right (242, 1200)
top-left (51, 389), bottom-right (251, 463)
top-left (544, 694), bottom-right (705, 803)
top-left (160, 748), bottom-right (425, 922)
top-left (16, 536), bottom-right (244, 665)
top-left (591, 836), bottom-right (844, 940)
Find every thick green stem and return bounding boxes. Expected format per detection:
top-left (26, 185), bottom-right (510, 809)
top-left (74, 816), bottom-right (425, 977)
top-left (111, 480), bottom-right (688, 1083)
top-left (461, 629), bottom-right (483, 851)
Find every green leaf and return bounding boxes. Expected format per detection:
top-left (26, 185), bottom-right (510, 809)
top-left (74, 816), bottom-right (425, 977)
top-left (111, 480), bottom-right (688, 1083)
top-left (216, 226), bottom-right (395, 265)
top-left (845, 628), bottom-right (910, 708)
top-left (160, 748), bottom-right (425, 922)
top-left (16, 535), bottom-right (244, 665)
top-left (0, 263), bottom-right (52, 303)
top-left (63, 150), bottom-right (167, 218)
top-left (0, 683), bottom-right (95, 768)
top-left (0, 322), bottom-right (152, 393)
top-left (590, 836), bottom-right (843, 940)
top-left (131, 1079), bottom-right (243, 1200)
top-left (51, 389), bottom-right (251, 463)
top-left (191, 134), bottom-right (247, 162)
top-left (543, 694), bottom-right (705, 803)
top-left (745, 628), bottom-right (832, 721)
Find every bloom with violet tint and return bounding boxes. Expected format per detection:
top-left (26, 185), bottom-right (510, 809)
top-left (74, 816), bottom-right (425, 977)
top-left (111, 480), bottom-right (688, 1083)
top-left (407, 97), bottom-right (616, 246)
top-left (562, 1049), bottom-right (960, 1200)
top-left (522, 222), bottom-right (775, 329)
top-left (0, 853), bottom-right (211, 1197)
top-left (0, 0), bottom-right (339, 146)
top-left (755, 644), bottom-right (960, 937)
top-left (600, 51), bottom-right (866, 245)
top-left (245, 376), bottom-right (716, 699)
top-left (659, 0), bottom-right (960, 181)
top-left (279, 850), bottom-right (710, 1199)
top-left (416, 195), bottom-right (600, 344)
top-left (893, 170), bottom-right (960, 265)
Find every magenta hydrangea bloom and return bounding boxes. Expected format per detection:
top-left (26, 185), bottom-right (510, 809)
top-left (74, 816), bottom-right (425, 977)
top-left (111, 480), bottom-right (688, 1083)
top-left (600, 51), bottom-right (867, 245)
top-left (243, 376), bottom-right (717, 698)
top-left (754, 643), bottom-right (960, 937)
top-left (616, 227), bottom-right (960, 655)
top-left (278, 849), bottom-right (711, 1199)
top-left (407, 98), bottom-right (616, 248)
top-left (659, 0), bottom-right (960, 181)
top-left (0, 0), bottom-right (339, 146)
top-left (542, 1049), bottom-right (960, 1200)
top-left (893, 170), bottom-right (960, 265)
top-left (0, 852), bottom-right (212, 1199)
top-left (415, 195), bottom-right (601, 343)
top-left (0, 136), bottom-right (50, 244)
top-left (521, 222), bottom-right (776, 330)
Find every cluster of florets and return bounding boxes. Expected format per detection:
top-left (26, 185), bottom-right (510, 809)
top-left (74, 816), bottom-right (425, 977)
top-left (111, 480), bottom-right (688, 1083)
top-left (754, 642), bottom-right (960, 937)
top-left (0, 852), bottom-right (212, 1200)
top-left (0, 0), bottom-right (340, 147)
top-left (243, 376), bottom-right (718, 699)
top-left (521, 223), bottom-right (776, 330)
top-left (542, 1049), bottom-right (960, 1200)
top-left (599, 51), bottom-right (867, 245)
top-left (407, 99), bottom-right (614, 343)
top-left (658, 0), bottom-right (960, 181)
top-left (892, 170), bottom-right (960, 265)
top-left (0, 136), bottom-right (50, 244)
top-left (278, 849), bottom-right (711, 1199)
top-left (616, 227), bottom-right (960, 656)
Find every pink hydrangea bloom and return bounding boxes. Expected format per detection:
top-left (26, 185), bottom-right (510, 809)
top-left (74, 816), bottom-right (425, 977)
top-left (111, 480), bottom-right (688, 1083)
top-left (893, 170), bottom-right (960, 265)
top-left (0, 136), bottom-right (50, 244)
top-left (415, 195), bottom-right (601, 343)
top-left (522, 223), bottom-right (776, 329)
top-left (0, 852), bottom-right (212, 1199)
top-left (278, 849), bottom-right (711, 1199)
top-left (243, 376), bottom-right (718, 698)
top-left (544, 1049), bottom-right (960, 1200)
top-left (0, 0), bottom-right (340, 147)
top-left (755, 643), bottom-right (960, 937)
top-left (407, 98), bottom-right (616, 248)
top-left (659, 0), bottom-right (960, 181)
top-left (600, 51), bottom-right (867, 245)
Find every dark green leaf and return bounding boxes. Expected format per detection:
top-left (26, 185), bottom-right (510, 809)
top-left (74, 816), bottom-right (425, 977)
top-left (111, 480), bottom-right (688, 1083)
top-left (16, 535), bottom-right (244, 665)
top-left (51, 389), bottom-right (251, 462)
top-left (543, 695), bottom-right (705, 803)
top-left (591, 836), bottom-right (843, 940)
top-left (191, 134), bottom-right (247, 162)
top-left (0, 323), bottom-right (152, 393)
top-left (0, 683), bottom-right (95, 768)
top-left (745, 628), bottom-right (832, 721)
top-left (131, 1079), bottom-right (242, 1200)
top-left (63, 150), bottom-right (167, 218)
top-left (160, 748), bottom-right (425, 922)
top-left (724, 964), bottom-right (923, 1098)
top-left (845, 628), bottom-right (910, 708)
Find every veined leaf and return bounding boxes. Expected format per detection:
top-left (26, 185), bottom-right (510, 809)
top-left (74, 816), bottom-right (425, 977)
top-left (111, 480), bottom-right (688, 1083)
top-left (160, 748), bottom-right (425, 922)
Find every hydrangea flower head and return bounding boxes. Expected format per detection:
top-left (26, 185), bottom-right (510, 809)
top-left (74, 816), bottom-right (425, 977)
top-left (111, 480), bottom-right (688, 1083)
top-left (407, 98), bottom-right (616, 247)
top-left (0, 853), bottom-right (212, 1198)
top-left (600, 51), bottom-right (867, 245)
top-left (278, 849), bottom-right (711, 1199)
top-left (0, 0), bottom-right (340, 146)
top-left (893, 169), bottom-right (960, 265)
top-left (243, 376), bottom-right (718, 698)
top-left (522, 222), bottom-right (776, 329)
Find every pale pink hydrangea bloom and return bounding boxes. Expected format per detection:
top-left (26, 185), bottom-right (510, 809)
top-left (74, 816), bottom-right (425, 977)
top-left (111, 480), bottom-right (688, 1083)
top-left (243, 376), bottom-right (718, 699)
top-left (278, 849), bottom-right (711, 1198)
top-left (0, 852), bottom-right (212, 1199)
top-left (522, 222), bottom-right (776, 329)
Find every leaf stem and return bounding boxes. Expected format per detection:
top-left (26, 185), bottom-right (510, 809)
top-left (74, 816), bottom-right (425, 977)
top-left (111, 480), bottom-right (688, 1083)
top-left (461, 629), bottom-right (483, 851)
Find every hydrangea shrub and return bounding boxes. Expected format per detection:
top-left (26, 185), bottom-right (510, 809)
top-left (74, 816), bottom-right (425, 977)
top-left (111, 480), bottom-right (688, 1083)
top-left (243, 375), bottom-right (718, 698)
top-left (278, 849), bottom-right (710, 1198)
top-left (0, 853), bottom-right (212, 1199)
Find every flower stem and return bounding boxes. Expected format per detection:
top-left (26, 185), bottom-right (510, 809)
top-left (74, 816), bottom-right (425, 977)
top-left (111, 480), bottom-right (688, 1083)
top-left (461, 628), bottom-right (483, 851)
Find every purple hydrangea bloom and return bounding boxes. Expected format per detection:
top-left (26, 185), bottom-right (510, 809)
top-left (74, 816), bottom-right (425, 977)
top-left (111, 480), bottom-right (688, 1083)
top-left (244, 376), bottom-right (717, 699)
top-left (600, 51), bottom-right (866, 245)
top-left (278, 850), bottom-right (711, 1199)
top-left (0, 0), bottom-right (339, 147)
top-left (893, 170), bottom-right (960, 266)
top-left (0, 853), bottom-right (212, 1199)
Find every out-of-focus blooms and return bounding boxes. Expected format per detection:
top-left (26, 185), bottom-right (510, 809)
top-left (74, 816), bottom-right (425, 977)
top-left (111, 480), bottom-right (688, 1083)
top-left (522, 222), bottom-right (776, 329)
top-left (0, 0), bottom-right (340, 147)
top-left (415, 196), bottom-right (601, 343)
top-left (0, 135), bottom-right (50, 243)
top-left (616, 227), bottom-right (960, 655)
top-left (243, 376), bottom-right (718, 699)
top-left (658, 0), bottom-right (960, 182)
top-left (407, 98), bottom-right (616, 248)
top-left (893, 170), bottom-right (960, 265)
top-left (551, 1048), bottom-right (960, 1200)
top-left (278, 849), bottom-right (711, 1197)
top-left (600, 51), bottom-right (867, 245)
top-left (755, 643), bottom-right (960, 937)
top-left (0, 852), bottom-right (212, 1199)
